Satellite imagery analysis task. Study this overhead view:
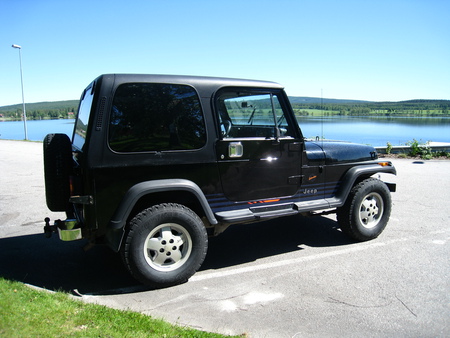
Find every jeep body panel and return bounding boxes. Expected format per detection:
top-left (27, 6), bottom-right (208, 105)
top-left (44, 74), bottom-right (396, 273)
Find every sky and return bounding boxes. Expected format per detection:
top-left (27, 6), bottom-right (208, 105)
top-left (1, 0), bottom-right (449, 107)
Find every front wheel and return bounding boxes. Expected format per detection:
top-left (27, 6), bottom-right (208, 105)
top-left (121, 203), bottom-right (208, 288)
top-left (337, 178), bottom-right (392, 241)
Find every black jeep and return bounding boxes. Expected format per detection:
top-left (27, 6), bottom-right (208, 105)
top-left (43, 74), bottom-right (396, 288)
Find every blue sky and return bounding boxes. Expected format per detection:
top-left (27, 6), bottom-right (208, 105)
top-left (1, 0), bottom-right (449, 106)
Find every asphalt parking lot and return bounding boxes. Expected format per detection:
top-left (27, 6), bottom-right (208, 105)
top-left (1, 140), bottom-right (449, 337)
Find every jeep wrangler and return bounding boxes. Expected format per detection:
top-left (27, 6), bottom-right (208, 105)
top-left (43, 74), bottom-right (396, 288)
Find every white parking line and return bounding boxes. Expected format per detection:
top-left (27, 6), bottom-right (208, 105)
top-left (191, 237), bottom-right (409, 282)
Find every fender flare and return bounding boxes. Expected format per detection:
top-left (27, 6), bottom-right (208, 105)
top-left (327, 162), bottom-right (397, 208)
top-left (106, 179), bottom-right (217, 252)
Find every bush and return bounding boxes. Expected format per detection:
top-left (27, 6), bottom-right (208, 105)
top-left (406, 139), bottom-right (433, 159)
top-left (386, 142), bottom-right (393, 155)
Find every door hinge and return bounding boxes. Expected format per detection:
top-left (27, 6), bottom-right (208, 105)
top-left (288, 175), bottom-right (304, 185)
top-left (69, 195), bottom-right (94, 205)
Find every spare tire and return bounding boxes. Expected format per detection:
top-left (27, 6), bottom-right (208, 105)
top-left (43, 133), bottom-right (72, 211)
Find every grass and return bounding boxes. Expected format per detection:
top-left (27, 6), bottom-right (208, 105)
top-left (0, 278), bottom-right (239, 337)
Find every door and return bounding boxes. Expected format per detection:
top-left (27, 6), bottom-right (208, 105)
top-left (215, 90), bottom-right (303, 202)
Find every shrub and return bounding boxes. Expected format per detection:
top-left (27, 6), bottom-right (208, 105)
top-left (406, 139), bottom-right (432, 159)
top-left (386, 142), bottom-right (393, 154)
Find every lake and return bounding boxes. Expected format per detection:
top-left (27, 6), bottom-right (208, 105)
top-left (0, 116), bottom-right (449, 147)
top-left (300, 116), bottom-right (450, 146)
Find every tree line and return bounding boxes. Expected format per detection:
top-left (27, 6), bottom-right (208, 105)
top-left (0, 100), bottom-right (79, 120)
top-left (291, 99), bottom-right (450, 116)
top-left (1, 98), bottom-right (449, 121)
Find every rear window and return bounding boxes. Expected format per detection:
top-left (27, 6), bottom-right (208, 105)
top-left (109, 83), bottom-right (206, 152)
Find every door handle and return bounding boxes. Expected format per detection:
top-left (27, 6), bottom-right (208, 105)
top-left (228, 142), bottom-right (243, 158)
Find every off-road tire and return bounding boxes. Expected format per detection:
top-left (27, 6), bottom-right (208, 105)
top-left (121, 203), bottom-right (208, 288)
top-left (43, 133), bottom-right (72, 212)
top-left (337, 178), bottom-right (392, 241)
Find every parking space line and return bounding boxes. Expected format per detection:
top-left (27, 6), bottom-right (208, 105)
top-left (191, 237), bottom-right (409, 282)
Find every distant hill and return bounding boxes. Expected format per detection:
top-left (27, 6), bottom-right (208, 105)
top-left (289, 97), bottom-right (450, 105)
top-left (0, 97), bottom-right (373, 112)
top-left (0, 98), bottom-right (449, 119)
top-left (289, 97), bottom-right (371, 104)
top-left (2, 98), bottom-right (450, 112)
top-left (0, 100), bottom-right (79, 113)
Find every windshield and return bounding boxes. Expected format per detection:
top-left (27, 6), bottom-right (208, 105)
top-left (73, 82), bottom-right (95, 150)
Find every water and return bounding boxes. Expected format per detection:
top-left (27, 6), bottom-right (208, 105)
top-left (0, 119), bottom-right (75, 142)
top-left (300, 116), bottom-right (450, 146)
top-left (1, 116), bottom-right (449, 146)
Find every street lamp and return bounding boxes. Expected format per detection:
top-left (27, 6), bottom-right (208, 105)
top-left (11, 44), bottom-right (28, 140)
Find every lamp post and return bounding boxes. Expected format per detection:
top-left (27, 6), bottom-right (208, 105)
top-left (11, 44), bottom-right (28, 140)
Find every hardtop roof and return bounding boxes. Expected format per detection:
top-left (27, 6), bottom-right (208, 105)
top-left (100, 74), bottom-right (284, 93)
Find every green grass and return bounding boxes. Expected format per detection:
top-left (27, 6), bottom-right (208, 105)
top-left (293, 108), bottom-right (341, 116)
top-left (0, 278), bottom-right (239, 337)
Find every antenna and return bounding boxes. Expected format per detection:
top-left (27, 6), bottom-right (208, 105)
top-left (321, 88), bottom-right (324, 145)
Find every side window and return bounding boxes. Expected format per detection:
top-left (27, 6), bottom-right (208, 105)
top-left (216, 91), bottom-right (294, 139)
top-left (73, 83), bottom-right (95, 150)
top-left (109, 83), bottom-right (206, 152)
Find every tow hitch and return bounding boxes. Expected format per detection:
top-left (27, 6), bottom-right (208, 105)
top-left (44, 217), bottom-right (82, 241)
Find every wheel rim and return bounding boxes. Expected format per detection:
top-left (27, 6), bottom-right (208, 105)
top-left (358, 192), bottom-right (384, 229)
top-left (143, 223), bottom-right (192, 272)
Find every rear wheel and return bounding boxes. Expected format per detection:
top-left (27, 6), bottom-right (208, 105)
top-left (337, 178), bottom-right (392, 241)
top-left (43, 133), bottom-right (72, 211)
top-left (121, 203), bottom-right (208, 288)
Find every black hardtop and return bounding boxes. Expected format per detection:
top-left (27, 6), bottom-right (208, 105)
top-left (99, 73), bottom-right (284, 96)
